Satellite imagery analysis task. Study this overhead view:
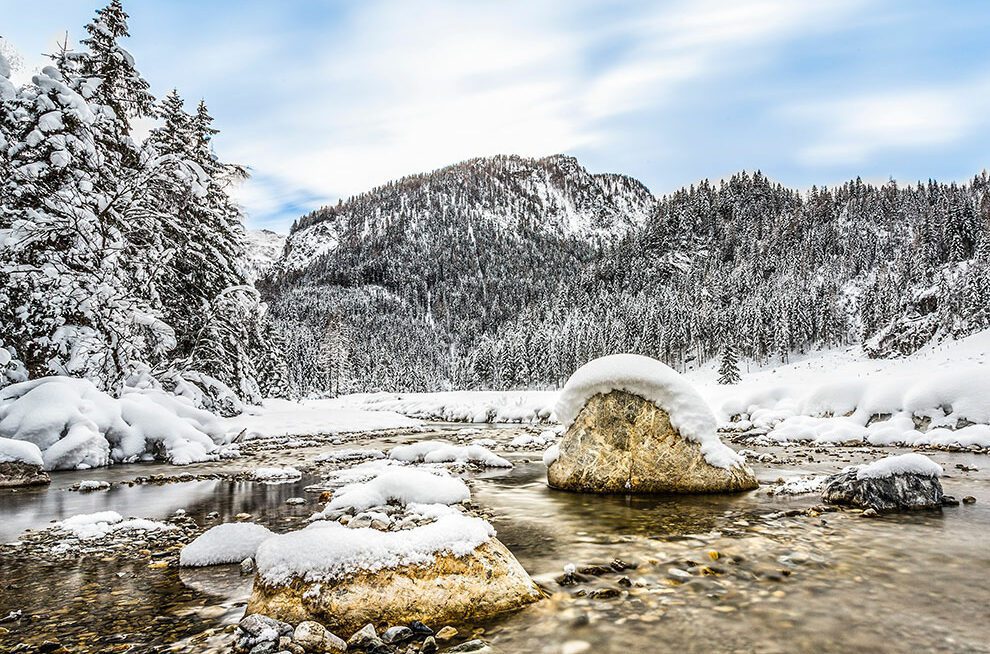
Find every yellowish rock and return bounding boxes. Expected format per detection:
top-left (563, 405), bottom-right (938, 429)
top-left (246, 538), bottom-right (542, 635)
top-left (547, 390), bottom-right (758, 494)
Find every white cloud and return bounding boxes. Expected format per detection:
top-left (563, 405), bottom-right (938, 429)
top-left (220, 0), bottom-right (865, 229)
top-left (790, 79), bottom-right (990, 166)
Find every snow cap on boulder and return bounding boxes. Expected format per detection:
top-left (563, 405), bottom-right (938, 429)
top-left (556, 353), bottom-right (741, 469)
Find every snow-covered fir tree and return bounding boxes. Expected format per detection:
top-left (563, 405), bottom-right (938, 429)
top-left (0, 2), bottom-right (286, 406)
top-left (717, 344), bottom-right (741, 385)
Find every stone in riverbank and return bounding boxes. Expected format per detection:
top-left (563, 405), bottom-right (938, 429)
top-left (0, 461), bottom-right (50, 488)
top-left (245, 538), bottom-right (542, 635)
top-left (547, 390), bottom-right (758, 494)
top-left (821, 469), bottom-right (944, 511)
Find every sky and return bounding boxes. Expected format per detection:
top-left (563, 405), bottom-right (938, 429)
top-left (3, 0), bottom-right (990, 233)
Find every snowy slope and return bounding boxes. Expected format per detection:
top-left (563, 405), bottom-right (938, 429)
top-left (243, 229), bottom-right (287, 282)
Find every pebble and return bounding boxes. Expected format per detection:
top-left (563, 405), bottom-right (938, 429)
top-left (240, 557), bottom-right (255, 575)
top-left (421, 636), bottom-right (438, 653)
top-left (963, 496), bottom-right (977, 504)
top-left (435, 626), bottom-right (458, 641)
top-left (446, 639), bottom-right (488, 652)
top-left (286, 497), bottom-right (306, 505)
top-left (347, 623), bottom-right (378, 649)
top-left (382, 625), bottom-right (414, 644)
top-left (561, 641), bottom-right (591, 654)
top-left (234, 512), bottom-right (253, 521)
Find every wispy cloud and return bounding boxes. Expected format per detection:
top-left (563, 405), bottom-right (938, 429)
top-left (788, 78), bottom-right (990, 166)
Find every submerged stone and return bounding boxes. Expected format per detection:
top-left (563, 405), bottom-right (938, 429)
top-left (547, 390), bottom-right (758, 494)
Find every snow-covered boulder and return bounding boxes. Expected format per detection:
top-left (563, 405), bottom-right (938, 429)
top-left (0, 376), bottom-right (230, 470)
top-left (0, 437), bottom-right (49, 487)
top-left (246, 515), bottom-right (542, 634)
top-left (821, 453), bottom-right (944, 512)
top-left (548, 354), bottom-right (757, 494)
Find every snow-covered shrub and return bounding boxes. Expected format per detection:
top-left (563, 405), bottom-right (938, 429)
top-left (0, 376), bottom-right (230, 470)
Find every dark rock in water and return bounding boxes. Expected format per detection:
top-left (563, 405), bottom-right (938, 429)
top-left (941, 495), bottom-right (960, 507)
top-left (0, 461), bottom-right (50, 488)
top-left (963, 496), bottom-right (977, 504)
top-left (382, 625), bottom-right (414, 644)
top-left (821, 469), bottom-right (943, 512)
top-left (409, 620), bottom-right (434, 636)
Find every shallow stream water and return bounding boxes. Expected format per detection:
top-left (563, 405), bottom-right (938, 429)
top-left (1, 425), bottom-right (988, 653)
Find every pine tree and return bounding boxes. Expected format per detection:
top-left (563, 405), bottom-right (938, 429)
top-left (717, 343), bottom-right (741, 385)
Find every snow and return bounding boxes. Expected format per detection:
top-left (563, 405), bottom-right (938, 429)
top-left (77, 480), bottom-right (110, 491)
top-left (341, 391), bottom-right (557, 424)
top-left (767, 475), bottom-right (829, 496)
top-left (251, 467), bottom-right (302, 482)
top-left (542, 443), bottom-right (560, 467)
top-left (855, 453), bottom-right (943, 480)
top-left (556, 354), bottom-right (743, 469)
top-left (388, 441), bottom-right (511, 467)
top-left (686, 330), bottom-right (990, 450)
top-left (0, 377), bottom-right (230, 470)
top-left (242, 229), bottom-right (287, 283)
top-left (179, 522), bottom-right (275, 566)
top-left (327, 468), bottom-right (470, 512)
top-left (510, 430), bottom-right (558, 447)
top-left (0, 437), bottom-right (43, 466)
top-left (226, 398), bottom-right (420, 440)
top-left (314, 449), bottom-right (385, 463)
top-left (55, 511), bottom-right (175, 540)
top-left (255, 513), bottom-right (495, 585)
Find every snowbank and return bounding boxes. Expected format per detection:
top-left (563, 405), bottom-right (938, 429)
top-left (542, 444), bottom-right (560, 467)
top-left (255, 513), bottom-right (495, 584)
top-left (227, 398), bottom-right (421, 439)
top-left (179, 522), bottom-right (275, 566)
top-left (56, 511), bottom-right (175, 539)
top-left (342, 391), bottom-right (557, 424)
top-left (556, 354), bottom-right (742, 469)
top-left (388, 441), bottom-right (511, 467)
top-left (327, 468), bottom-right (470, 512)
top-left (0, 377), bottom-right (230, 470)
top-left (701, 332), bottom-right (990, 449)
top-left (856, 453), bottom-right (942, 480)
top-left (0, 437), bottom-right (43, 466)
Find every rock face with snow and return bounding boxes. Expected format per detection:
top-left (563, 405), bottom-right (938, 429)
top-left (548, 355), bottom-right (757, 494)
top-left (0, 461), bottom-right (50, 487)
top-left (245, 520), bottom-right (541, 633)
top-left (821, 453), bottom-right (944, 512)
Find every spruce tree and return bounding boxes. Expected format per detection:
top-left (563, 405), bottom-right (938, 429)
top-left (717, 344), bottom-right (742, 385)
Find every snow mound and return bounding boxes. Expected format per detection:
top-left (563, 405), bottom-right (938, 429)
top-left (510, 430), bottom-right (557, 447)
top-left (0, 377), bottom-right (229, 470)
top-left (542, 444), bottom-right (560, 467)
top-left (255, 513), bottom-right (495, 585)
top-left (0, 437), bottom-right (43, 466)
top-left (856, 453), bottom-right (943, 480)
top-left (767, 474), bottom-right (829, 496)
top-left (227, 398), bottom-right (420, 440)
top-left (327, 468), bottom-right (470, 512)
top-left (179, 522), bottom-right (275, 566)
top-left (251, 467), bottom-right (302, 482)
top-left (56, 511), bottom-right (176, 540)
top-left (556, 354), bottom-right (742, 469)
top-left (389, 441), bottom-right (510, 467)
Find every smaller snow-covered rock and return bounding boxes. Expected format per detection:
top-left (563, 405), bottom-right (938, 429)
top-left (179, 522), bottom-right (275, 566)
top-left (822, 453), bottom-right (944, 512)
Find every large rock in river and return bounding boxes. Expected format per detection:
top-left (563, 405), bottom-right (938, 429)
top-left (246, 514), bottom-right (542, 635)
top-left (821, 452), bottom-right (944, 512)
top-left (547, 355), bottom-right (757, 494)
top-left (0, 460), bottom-right (50, 488)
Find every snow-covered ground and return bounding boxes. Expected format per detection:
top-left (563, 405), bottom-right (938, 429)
top-left (225, 398), bottom-right (421, 440)
top-left (329, 329), bottom-right (990, 450)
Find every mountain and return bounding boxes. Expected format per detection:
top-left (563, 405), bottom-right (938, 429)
top-left (260, 155), bottom-right (990, 397)
top-left (243, 229), bottom-right (288, 283)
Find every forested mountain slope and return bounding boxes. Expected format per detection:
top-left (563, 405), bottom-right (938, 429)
top-left (263, 155), bottom-right (990, 396)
